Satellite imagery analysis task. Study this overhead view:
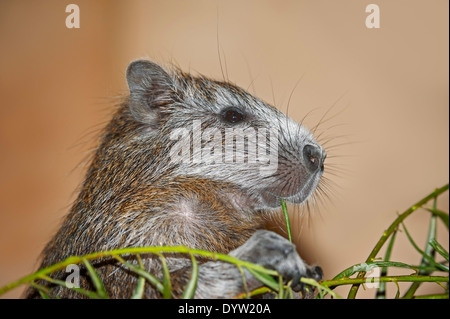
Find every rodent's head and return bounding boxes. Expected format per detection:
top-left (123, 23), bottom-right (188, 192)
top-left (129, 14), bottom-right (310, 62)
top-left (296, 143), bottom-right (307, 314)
top-left (126, 60), bottom-right (326, 211)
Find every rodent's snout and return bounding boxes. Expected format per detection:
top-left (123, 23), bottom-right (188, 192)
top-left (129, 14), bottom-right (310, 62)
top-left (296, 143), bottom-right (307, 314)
top-left (302, 144), bottom-right (326, 173)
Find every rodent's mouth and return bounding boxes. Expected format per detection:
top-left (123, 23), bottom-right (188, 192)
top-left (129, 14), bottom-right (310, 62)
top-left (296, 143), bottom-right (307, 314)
top-left (259, 169), bottom-right (323, 209)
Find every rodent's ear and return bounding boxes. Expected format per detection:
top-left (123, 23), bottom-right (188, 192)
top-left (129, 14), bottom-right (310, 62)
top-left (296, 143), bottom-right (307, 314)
top-left (126, 60), bottom-right (172, 93)
top-left (126, 60), bottom-right (173, 124)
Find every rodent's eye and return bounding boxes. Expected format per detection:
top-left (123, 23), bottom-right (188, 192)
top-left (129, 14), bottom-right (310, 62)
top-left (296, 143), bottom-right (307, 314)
top-left (222, 108), bottom-right (245, 124)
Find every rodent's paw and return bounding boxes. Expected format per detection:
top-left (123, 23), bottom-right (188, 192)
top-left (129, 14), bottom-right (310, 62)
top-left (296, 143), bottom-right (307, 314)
top-left (230, 230), bottom-right (322, 294)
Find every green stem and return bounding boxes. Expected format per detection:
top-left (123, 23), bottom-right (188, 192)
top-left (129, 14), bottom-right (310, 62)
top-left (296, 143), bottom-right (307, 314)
top-left (324, 275), bottom-right (448, 289)
top-left (347, 184), bottom-right (449, 299)
top-left (234, 286), bottom-right (272, 299)
top-left (410, 293), bottom-right (449, 299)
top-left (281, 199), bottom-right (292, 243)
top-left (376, 229), bottom-right (397, 299)
top-left (403, 209), bottom-right (437, 298)
top-left (0, 245), bottom-right (278, 296)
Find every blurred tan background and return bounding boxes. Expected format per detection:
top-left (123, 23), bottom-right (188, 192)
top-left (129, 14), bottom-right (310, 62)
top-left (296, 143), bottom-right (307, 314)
top-left (0, 0), bottom-right (448, 298)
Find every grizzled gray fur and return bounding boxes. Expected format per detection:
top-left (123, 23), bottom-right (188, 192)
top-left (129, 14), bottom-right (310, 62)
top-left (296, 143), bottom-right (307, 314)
top-left (26, 60), bottom-right (326, 299)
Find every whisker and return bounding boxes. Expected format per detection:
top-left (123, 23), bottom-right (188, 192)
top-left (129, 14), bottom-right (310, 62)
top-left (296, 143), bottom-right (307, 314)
top-left (286, 73), bottom-right (306, 118)
top-left (241, 53), bottom-right (257, 95)
top-left (216, 9), bottom-right (226, 82)
top-left (311, 91), bottom-right (349, 135)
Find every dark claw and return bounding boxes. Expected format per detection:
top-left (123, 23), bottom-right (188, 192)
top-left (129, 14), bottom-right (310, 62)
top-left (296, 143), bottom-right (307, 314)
top-left (290, 265), bottom-right (323, 294)
top-left (312, 265), bottom-right (323, 282)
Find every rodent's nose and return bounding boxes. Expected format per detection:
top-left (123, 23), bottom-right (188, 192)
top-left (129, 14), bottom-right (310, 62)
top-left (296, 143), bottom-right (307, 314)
top-left (302, 144), bottom-right (326, 173)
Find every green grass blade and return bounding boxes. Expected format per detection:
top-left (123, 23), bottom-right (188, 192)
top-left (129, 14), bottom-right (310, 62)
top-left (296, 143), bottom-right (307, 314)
top-left (131, 275), bottom-right (145, 299)
top-left (299, 277), bottom-right (342, 299)
top-left (393, 281), bottom-right (401, 299)
top-left (376, 229), bottom-right (397, 299)
top-left (131, 254), bottom-right (145, 299)
top-left (246, 268), bottom-right (279, 291)
top-left (347, 184), bottom-right (449, 299)
top-left (37, 290), bottom-right (51, 299)
top-left (0, 245), bottom-right (279, 296)
top-left (401, 223), bottom-right (448, 272)
top-left (332, 261), bottom-right (417, 280)
top-left (157, 254), bottom-right (172, 299)
top-left (234, 286), bottom-right (272, 299)
top-left (323, 275), bottom-right (448, 289)
top-left (236, 265), bottom-right (250, 299)
top-left (403, 208), bottom-right (438, 299)
top-left (82, 258), bottom-right (108, 299)
top-left (425, 208), bottom-right (449, 230)
top-left (412, 293), bottom-right (449, 299)
top-left (286, 285), bottom-right (294, 299)
top-left (29, 282), bottom-right (52, 299)
top-left (181, 253), bottom-right (198, 299)
top-left (430, 239), bottom-right (449, 262)
top-left (276, 276), bottom-right (284, 299)
top-left (113, 255), bottom-right (164, 294)
top-left (39, 275), bottom-right (100, 299)
top-left (281, 199), bottom-right (292, 243)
